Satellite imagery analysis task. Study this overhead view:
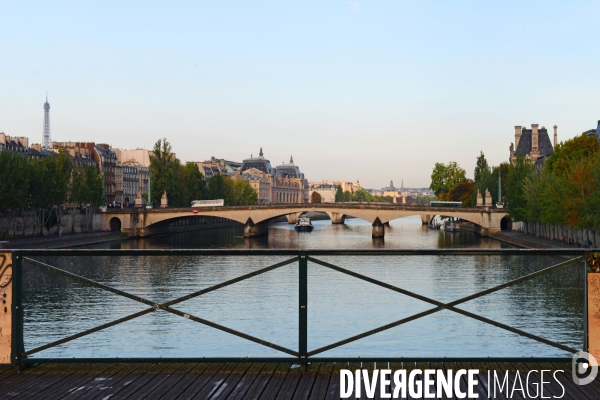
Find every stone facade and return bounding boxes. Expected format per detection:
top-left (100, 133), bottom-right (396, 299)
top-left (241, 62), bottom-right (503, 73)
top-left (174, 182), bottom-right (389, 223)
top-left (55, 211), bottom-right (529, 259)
top-left (234, 150), bottom-right (309, 204)
top-left (510, 124), bottom-right (556, 167)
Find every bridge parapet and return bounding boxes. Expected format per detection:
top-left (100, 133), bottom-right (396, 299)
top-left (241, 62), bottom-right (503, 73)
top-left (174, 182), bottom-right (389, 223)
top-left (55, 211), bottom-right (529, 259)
top-left (101, 204), bottom-right (508, 239)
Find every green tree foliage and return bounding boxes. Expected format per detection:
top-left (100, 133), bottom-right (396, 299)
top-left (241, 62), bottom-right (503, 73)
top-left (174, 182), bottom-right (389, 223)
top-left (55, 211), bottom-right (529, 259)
top-left (0, 150), bottom-right (30, 237)
top-left (429, 162), bottom-right (466, 200)
top-left (207, 174), bottom-right (229, 201)
top-left (72, 163), bottom-right (105, 232)
top-left (473, 151), bottom-right (496, 205)
top-left (546, 133), bottom-right (599, 176)
top-left (448, 178), bottom-right (476, 207)
top-left (335, 185), bottom-right (344, 202)
top-left (505, 155), bottom-right (534, 221)
top-left (415, 195), bottom-right (437, 205)
top-left (488, 163), bottom-right (509, 205)
top-left (149, 138), bottom-right (176, 207)
top-left (180, 162), bottom-right (206, 206)
top-left (226, 178), bottom-right (258, 206)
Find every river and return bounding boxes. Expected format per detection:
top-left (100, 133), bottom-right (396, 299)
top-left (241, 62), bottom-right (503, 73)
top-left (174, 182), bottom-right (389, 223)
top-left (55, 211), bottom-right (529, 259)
top-left (22, 216), bottom-right (584, 359)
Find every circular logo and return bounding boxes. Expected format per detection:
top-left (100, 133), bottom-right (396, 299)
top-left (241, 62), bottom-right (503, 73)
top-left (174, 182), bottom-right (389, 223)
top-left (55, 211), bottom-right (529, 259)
top-left (572, 351), bottom-right (598, 385)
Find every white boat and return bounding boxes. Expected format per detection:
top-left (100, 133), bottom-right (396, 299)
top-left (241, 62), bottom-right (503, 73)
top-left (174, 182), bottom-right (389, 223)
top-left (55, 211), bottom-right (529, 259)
top-left (295, 215), bottom-right (314, 232)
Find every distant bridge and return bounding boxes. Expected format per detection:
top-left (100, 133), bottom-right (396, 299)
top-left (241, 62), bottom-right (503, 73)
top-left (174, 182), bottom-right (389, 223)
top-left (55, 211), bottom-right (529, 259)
top-left (101, 203), bottom-right (509, 238)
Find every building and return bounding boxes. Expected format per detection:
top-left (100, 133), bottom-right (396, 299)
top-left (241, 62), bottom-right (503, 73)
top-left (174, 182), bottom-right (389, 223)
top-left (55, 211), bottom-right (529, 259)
top-left (122, 164), bottom-right (138, 205)
top-left (114, 148), bottom-right (153, 168)
top-left (50, 142), bottom-right (97, 168)
top-left (115, 148), bottom-right (151, 203)
top-left (510, 124), bottom-right (556, 167)
top-left (92, 144), bottom-right (119, 205)
top-left (308, 183), bottom-right (337, 203)
top-left (196, 157), bottom-right (242, 182)
top-left (234, 149), bottom-right (309, 204)
top-left (0, 133), bottom-right (29, 154)
top-left (585, 120), bottom-right (600, 142)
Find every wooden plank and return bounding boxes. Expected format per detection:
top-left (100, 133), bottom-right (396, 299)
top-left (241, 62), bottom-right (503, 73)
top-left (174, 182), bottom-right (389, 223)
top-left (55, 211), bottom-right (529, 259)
top-left (131, 363), bottom-right (198, 400)
top-left (0, 363), bottom-right (56, 397)
top-left (550, 362), bottom-right (600, 400)
top-left (257, 363), bottom-right (291, 399)
top-left (154, 362), bottom-right (212, 400)
top-left (174, 362), bottom-right (228, 400)
top-left (428, 361), bottom-right (452, 400)
top-left (274, 363), bottom-right (304, 399)
top-left (308, 362), bottom-right (334, 400)
top-left (1, 363), bottom-right (77, 398)
top-left (34, 363), bottom-right (115, 400)
top-left (76, 363), bottom-right (159, 400)
top-left (291, 362), bottom-right (320, 400)
top-left (106, 362), bottom-right (170, 399)
top-left (468, 361), bottom-right (507, 400)
top-left (517, 361), bottom-right (572, 400)
top-left (224, 362), bottom-right (264, 400)
top-left (324, 361), bottom-right (347, 400)
top-left (207, 362), bottom-right (251, 400)
top-left (62, 363), bottom-right (132, 400)
top-left (242, 362), bottom-right (281, 400)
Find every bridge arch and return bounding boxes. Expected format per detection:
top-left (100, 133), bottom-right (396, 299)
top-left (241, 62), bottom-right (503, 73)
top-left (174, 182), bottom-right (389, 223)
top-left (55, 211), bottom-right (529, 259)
top-left (109, 217), bottom-right (122, 232)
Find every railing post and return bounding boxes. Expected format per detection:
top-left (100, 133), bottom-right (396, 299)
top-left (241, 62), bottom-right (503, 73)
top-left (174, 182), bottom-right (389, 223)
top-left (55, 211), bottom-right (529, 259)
top-left (299, 252), bottom-right (308, 363)
top-left (11, 252), bottom-right (23, 370)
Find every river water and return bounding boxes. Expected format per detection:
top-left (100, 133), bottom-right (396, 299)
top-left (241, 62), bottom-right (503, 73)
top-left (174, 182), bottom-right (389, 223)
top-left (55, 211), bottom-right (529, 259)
top-left (22, 216), bottom-right (584, 359)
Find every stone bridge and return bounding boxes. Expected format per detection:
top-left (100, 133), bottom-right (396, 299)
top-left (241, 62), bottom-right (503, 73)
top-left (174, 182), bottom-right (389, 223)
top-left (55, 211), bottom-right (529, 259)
top-left (100, 203), bottom-right (509, 238)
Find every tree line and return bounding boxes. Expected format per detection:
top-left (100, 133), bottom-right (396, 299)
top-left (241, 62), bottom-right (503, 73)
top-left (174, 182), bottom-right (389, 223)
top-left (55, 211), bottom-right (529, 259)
top-left (149, 138), bottom-right (257, 207)
top-left (0, 149), bottom-right (104, 238)
top-left (429, 132), bottom-right (600, 232)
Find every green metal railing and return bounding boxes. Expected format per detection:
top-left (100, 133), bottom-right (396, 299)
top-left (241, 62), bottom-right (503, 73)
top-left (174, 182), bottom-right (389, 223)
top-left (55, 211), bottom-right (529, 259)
top-left (8, 248), bottom-right (592, 366)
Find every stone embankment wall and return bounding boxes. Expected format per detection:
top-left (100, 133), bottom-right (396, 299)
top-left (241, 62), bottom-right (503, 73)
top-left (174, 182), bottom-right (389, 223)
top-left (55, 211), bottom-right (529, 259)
top-left (513, 221), bottom-right (599, 247)
top-left (0, 213), bottom-right (103, 238)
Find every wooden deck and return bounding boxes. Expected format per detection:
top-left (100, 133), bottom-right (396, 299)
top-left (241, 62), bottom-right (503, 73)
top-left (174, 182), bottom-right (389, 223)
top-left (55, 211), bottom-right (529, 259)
top-left (0, 361), bottom-right (598, 399)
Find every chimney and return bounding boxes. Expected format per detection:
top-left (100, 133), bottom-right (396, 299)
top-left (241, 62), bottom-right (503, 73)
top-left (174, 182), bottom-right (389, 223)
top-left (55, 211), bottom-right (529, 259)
top-left (530, 124), bottom-right (540, 161)
top-left (553, 125), bottom-right (558, 147)
top-left (514, 126), bottom-right (522, 149)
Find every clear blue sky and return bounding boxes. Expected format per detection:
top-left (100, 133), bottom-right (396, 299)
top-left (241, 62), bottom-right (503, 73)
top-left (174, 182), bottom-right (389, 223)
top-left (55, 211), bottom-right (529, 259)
top-left (1, 1), bottom-right (599, 188)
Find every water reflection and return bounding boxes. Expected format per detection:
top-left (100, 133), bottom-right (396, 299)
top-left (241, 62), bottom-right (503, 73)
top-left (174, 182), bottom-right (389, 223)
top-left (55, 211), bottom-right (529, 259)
top-left (22, 216), bottom-right (584, 358)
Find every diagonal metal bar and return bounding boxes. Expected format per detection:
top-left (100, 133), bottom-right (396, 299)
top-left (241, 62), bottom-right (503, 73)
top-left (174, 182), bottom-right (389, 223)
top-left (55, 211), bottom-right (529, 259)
top-left (161, 305), bottom-right (299, 357)
top-left (22, 256), bottom-right (299, 357)
top-left (307, 308), bottom-right (442, 357)
top-left (23, 308), bottom-right (155, 356)
top-left (446, 307), bottom-right (578, 354)
top-left (309, 257), bottom-right (445, 307)
top-left (161, 256), bottom-right (299, 307)
top-left (23, 257), bottom-right (158, 308)
top-left (447, 256), bottom-right (584, 307)
top-left (308, 256), bottom-right (583, 356)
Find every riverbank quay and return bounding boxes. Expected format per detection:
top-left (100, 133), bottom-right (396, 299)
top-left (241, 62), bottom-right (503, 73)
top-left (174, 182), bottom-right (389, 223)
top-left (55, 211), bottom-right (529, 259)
top-left (1, 361), bottom-right (595, 399)
top-left (494, 230), bottom-right (576, 249)
top-left (0, 231), bottom-right (125, 249)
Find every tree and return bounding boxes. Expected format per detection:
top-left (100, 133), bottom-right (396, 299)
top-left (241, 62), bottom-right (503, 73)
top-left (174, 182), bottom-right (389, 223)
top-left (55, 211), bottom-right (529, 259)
top-left (335, 185), bottom-right (344, 202)
top-left (342, 190), bottom-right (352, 202)
top-left (546, 133), bottom-right (599, 176)
top-left (0, 151), bottom-right (30, 237)
top-left (72, 163), bottom-right (104, 232)
top-left (488, 163), bottom-right (510, 205)
top-left (448, 178), bottom-right (476, 207)
top-left (149, 138), bottom-right (175, 207)
top-left (429, 162), bottom-right (466, 200)
top-left (310, 191), bottom-right (322, 203)
top-left (181, 162), bottom-right (206, 206)
top-left (352, 190), bottom-right (373, 202)
top-left (415, 195), bottom-right (437, 205)
top-left (473, 152), bottom-right (492, 202)
top-left (207, 174), bottom-right (230, 202)
top-left (226, 178), bottom-right (257, 206)
top-left (505, 155), bottom-right (534, 221)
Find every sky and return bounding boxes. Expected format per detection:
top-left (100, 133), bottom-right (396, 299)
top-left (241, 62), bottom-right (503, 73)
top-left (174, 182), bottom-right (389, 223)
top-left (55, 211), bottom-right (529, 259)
top-left (1, 1), bottom-right (599, 189)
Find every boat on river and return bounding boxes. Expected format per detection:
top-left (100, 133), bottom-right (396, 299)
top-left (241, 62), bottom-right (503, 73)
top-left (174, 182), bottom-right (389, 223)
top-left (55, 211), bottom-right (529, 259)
top-left (295, 215), bottom-right (314, 232)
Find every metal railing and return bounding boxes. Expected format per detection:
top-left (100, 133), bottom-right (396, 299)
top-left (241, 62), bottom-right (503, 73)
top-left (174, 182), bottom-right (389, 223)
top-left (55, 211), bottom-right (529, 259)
top-left (8, 248), bottom-right (592, 366)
